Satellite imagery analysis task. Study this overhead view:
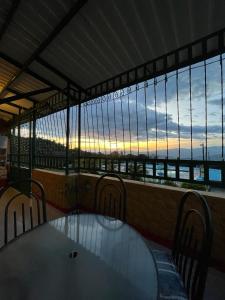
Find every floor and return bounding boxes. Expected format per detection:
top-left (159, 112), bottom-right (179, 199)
top-left (0, 188), bottom-right (225, 299)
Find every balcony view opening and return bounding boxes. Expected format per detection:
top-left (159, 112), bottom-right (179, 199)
top-left (0, 1), bottom-right (225, 299)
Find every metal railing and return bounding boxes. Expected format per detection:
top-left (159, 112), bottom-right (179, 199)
top-left (8, 42), bottom-right (225, 189)
top-left (9, 152), bottom-right (225, 187)
top-left (79, 156), bottom-right (224, 187)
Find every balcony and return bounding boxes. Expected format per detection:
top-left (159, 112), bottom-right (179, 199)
top-left (0, 0), bottom-right (225, 299)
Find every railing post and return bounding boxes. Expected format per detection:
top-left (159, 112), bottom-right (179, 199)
top-left (29, 113), bottom-right (32, 178)
top-left (32, 104), bottom-right (36, 170)
top-left (75, 90), bottom-right (82, 212)
top-left (17, 109), bottom-right (21, 172)
top-left (65, 84), bottom-right (70, 175)
top-left (12, 122), bottom-right (16, 168)
top-left (222, 160), bottom-right (225, 187)
top-left (78, 91), bottom-right (81, 173)
top-left (9, 118), bottom-right (14, 168)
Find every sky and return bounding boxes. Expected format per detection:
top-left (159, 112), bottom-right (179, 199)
top-left (19, 53), bottom-right (225, 160)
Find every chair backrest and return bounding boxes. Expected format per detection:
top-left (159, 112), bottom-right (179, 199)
top-left (0, 179), bottom-right (47, 244)
top-left (172, 190), bottom-right (213, 300)
top-left (94, 173), bottom-right (127, 222)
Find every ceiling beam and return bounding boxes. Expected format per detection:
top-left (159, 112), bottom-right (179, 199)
top-left (1, 87), bottom-right (54, 105)
top-left (0, 51), bottom-right (62, 92)
top-left (7, 87), bottom-right (38, 104)
top-left (36, 57), bottom-right (86, 93)
top-left (6, 102), bottom-right (29, 111)
top-left (0, 0), bottom-right (87, 97)
top-left (0, 108), bottom-right (17, 116)
top-left (0, 0), bottom-right (21, 41)
top-left (26, 0), bottom-right (87, 66)
top-left (0, 0), bottom-right (24, 112)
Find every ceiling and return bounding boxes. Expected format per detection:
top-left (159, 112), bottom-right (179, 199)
top-left (0, 0), bottom-right (225, 121)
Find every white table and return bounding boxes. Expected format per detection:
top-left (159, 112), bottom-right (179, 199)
top-left (0, 214), bottom-right (158, 299)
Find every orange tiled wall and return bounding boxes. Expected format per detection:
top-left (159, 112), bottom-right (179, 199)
top-left (78, 173), bottom-right (225, 270)
top-left (32, 169), bottom-right (78, 212)
top-left (31, 169), bottom-right (225, 269)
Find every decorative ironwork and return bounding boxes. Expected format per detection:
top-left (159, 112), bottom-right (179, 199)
top-left (85, 29), bottom-right (225, 102)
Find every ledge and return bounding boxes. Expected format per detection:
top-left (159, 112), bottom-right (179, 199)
top-left (79, 172), bottom-right (225, 200)
top-left (33, 168), bottom-right (78, 177)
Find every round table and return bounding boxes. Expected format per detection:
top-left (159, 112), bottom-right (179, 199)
top-left (0, 214), bottom-right (158, 300)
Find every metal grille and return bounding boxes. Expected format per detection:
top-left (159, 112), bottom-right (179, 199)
top-left (35, 109), bottom-right (67, 170)
top-left (20, 121), bottom-right (31, 168)
top-left (9, 53), bottom-right (225, 187)
top-left (69, 104), bottom-right (79, 172)
top-left (10, 126), bottom-right (18, 166)
top-left (10, 121), bottom-right (31, 168)
top-left (81, 55), bottom-right (225, 160)
top-left (10, 119), bottom-right (32, 188)
top-left (79, 54), bottom-right (225, 186)
top-left (33, 103), bottom-right (79, 173)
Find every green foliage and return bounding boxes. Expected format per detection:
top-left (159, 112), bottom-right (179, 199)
top-left (128, 164), bottom-right (143, 180)
top-left (180, 182), bottom-right (207, 191)
top-left (164, 180), bottom-right (178, 187)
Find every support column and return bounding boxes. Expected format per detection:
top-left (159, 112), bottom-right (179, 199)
top-left (76, 91), bottom-right (82, 212)
top-left (78, 91), bottom-right (81, 174)
top-left (9, 117), bottom-right (14, 168)
top-left (12, 123), bottom-right (16, 167)
top-left (65, 83), bottom-right (70, 175)
top-left (32, 105), bottom-right (36, 170)
top-left (17, 109), bottom-right (21, 171)
top-left (29, 114), bottom-right (32, 178)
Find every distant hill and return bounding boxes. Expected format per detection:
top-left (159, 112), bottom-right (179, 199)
top-left (12, 136), bottom-right (224, 161)
top-left (151, 146), bottom-right (223, 160)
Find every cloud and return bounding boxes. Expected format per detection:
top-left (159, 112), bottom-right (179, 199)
top-left (32, 55), bottom-right (224, 151)
top-left (84, 97), bottom-right (222, 143)
top-left (208, 98), bottom-right (222, 106)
